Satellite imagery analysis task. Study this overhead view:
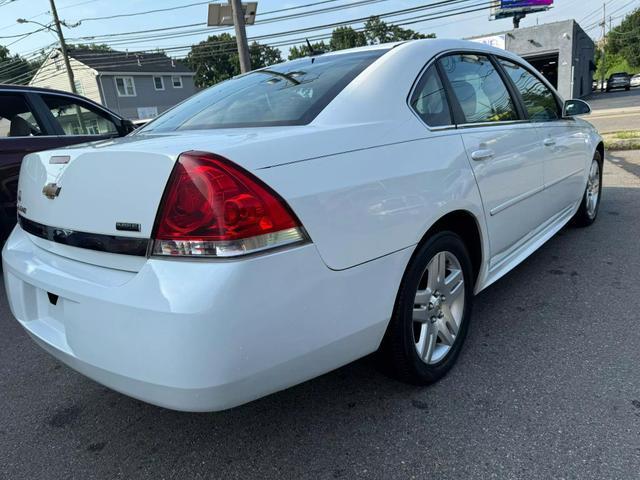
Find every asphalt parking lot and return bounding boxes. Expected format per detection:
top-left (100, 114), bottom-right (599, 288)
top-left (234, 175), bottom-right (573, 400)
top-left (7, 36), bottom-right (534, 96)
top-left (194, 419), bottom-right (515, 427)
top-left (1, 151), bottom-right (640, 480)
top-left (586, 87), bottom-right (640, 133)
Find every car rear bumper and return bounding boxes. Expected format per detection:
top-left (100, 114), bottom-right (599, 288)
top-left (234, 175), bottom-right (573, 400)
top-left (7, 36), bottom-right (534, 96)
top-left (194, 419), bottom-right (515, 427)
top-left (3, 226), bottom-right (409, 411)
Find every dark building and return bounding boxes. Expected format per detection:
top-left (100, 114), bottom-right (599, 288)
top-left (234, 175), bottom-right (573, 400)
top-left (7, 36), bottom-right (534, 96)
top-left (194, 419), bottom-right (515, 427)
top-left (471, 19), bottom-right (596, 99)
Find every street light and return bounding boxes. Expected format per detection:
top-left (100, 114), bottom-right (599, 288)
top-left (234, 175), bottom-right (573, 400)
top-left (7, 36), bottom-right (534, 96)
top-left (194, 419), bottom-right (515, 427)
top-left (16, 18), bottom-right (54, 30)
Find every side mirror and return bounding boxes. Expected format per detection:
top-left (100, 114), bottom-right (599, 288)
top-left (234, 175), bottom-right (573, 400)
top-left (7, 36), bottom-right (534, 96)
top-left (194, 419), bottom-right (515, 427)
top-left (563, 99), bottom-right (591, 117)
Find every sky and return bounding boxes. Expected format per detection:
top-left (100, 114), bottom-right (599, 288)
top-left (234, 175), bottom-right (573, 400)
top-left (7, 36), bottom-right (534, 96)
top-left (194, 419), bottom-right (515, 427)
top-left (0, 0), bottom-right (637, 61)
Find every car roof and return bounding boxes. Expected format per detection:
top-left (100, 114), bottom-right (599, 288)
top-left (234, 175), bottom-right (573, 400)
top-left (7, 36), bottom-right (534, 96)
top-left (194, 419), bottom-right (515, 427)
top-left (319, 38), bottom-right (515, 57)
top-left (0, 84), bottom-right (125, 119)
top-left (0, 84), bottom-right (84, 96)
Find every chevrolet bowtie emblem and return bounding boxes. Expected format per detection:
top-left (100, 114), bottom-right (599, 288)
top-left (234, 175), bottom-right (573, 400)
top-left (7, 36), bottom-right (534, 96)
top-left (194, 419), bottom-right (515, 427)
top-left (42, 183), bottom-right (62, 199)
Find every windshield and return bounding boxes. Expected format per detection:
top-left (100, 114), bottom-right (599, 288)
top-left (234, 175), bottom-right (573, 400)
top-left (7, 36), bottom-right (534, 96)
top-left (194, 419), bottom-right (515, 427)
top-left (139, 49), bottom-right (389, 132)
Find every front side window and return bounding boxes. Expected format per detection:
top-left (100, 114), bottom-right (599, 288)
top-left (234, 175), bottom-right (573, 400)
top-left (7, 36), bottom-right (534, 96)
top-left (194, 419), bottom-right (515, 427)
top-left (440, 54), bottom-right (518, 124)
top-left (171, 76), bottom-right (182, 88)
top-left (410, 65), bottom-right (452, 127)
top-left (140, 49), bottom-right (389, 132)
top-left (0, 94), bottom-right (44, 137)
top-left (498, 59), bottom-right (560, 121)
top-left (154, 76), bottom-right (164, 90)
top-left (115, 76), bottom-right (136, 97)
top-left (41, 94), bottom-right (119, 136)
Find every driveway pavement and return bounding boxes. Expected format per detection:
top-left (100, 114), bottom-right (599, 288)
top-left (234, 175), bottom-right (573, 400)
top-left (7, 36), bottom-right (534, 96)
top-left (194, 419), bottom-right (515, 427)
top-left (1, 152), bottom-right (640, 480)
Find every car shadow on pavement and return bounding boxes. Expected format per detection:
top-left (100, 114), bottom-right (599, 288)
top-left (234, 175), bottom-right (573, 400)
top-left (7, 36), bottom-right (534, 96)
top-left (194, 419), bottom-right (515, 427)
top-left (607, 151), bottom-right (640, 179)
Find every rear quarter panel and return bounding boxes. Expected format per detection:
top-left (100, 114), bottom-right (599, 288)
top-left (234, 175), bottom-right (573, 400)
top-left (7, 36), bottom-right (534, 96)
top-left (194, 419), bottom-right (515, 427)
top-left (256, 130), bottom-right (487, 271)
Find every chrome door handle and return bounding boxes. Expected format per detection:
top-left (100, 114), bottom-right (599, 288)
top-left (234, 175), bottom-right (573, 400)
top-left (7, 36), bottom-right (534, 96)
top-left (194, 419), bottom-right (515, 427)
top-left (471, 149), bottom-right (495, 161)
top-left (543, 138), bottom-right (556, 146)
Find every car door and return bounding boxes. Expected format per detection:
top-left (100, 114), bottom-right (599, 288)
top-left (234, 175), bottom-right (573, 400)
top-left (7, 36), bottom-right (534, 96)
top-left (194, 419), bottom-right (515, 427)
top-left (497, 58), bottom-right (589, 218)
top-left (0, 91), bottom-right (65, 241)
top-left (33, 93), bottom-right (125, 145)
top-left (437, 53), bottom-right (547, 266)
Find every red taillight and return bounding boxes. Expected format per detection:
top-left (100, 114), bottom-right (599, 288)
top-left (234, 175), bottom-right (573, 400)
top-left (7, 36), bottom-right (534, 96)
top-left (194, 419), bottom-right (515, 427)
top-left (152, 151), bottom-right (306, 257)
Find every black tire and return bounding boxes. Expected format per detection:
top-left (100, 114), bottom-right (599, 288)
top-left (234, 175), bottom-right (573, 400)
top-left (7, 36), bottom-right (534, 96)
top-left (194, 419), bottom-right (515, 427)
top-left (625, 86), bottom-right (631, 91)
top-left (380, 231), bottom-right (474, 385)
top-left (572, 150), bottom-right (603, 227)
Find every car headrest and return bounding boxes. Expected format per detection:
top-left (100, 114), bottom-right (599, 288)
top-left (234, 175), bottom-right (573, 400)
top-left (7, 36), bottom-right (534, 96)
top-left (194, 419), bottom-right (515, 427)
top-left (9, 116), bottom-right (33, 137)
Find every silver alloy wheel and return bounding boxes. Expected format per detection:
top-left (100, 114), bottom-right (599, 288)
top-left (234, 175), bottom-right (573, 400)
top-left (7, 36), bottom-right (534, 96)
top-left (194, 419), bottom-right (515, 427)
top-left (412, 251), bottom-right (465, 365)
top-left (586, 160), bottom-right (600, 218)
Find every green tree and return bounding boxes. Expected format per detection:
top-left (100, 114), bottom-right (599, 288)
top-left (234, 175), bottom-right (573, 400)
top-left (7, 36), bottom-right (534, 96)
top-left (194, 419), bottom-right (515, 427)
top-left (68, 43), bottom-right (113, 51)
top-left (249, 41), bottom-right (282, 69)
top-left (364, 16), bottom-right (434, 44)
top-left (186, 34), bottom-right (282, 87)
top-left (0, 46), bottom-right (35, 84)
top-left (288, 41), bottom-right (328, 60)
top-left (607, 8), bottom-right (640, 70)
top-left (330, 26), bottom-right (367, 51)
top-left (288, 17), bottom-right (434, 59)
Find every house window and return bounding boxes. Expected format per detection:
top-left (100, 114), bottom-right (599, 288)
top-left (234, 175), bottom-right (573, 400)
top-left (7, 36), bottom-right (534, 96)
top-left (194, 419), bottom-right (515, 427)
top-left (171, 76), bottom-right (183, 88)
top-left (153, 76), bottom-right (164, 90)
top-left (74, 80), bottom-right (85, 96)
top-left (115, 76), bottom-right (136, 97)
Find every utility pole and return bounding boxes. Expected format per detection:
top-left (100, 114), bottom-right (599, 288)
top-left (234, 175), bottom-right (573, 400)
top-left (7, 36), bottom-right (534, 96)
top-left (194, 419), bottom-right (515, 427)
top-left (229, 0), bottom-right (251, 73)
top-left (49, 0), bottom-right (78, 94)
top-left (600, 2), bottom-right (606, 92)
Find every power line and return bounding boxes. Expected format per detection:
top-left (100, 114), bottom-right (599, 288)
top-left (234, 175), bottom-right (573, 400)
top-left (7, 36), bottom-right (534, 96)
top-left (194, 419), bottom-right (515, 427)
top-left (0, 0), bottom-right (20, 8)
top-left (7, 0), bottom-right (495, 85)
top-left (13, 0), bottom-right (493, 84)
top-left (18, 0), bottom-right (492, 68)
top-left (68, 0), bottom-right (396, 43)
top-left (69, 0), bottom-right (481, 46)
top-left (76, 1), bottom-right (213, 23)
top-left (0, 0), bottom-right (98, 32)
top-left (73, 0), bottom-right (360, 23)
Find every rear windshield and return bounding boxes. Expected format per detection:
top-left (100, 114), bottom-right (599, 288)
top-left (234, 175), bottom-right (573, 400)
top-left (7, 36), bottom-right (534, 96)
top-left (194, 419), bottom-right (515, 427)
top-left (611, 73), bottom-right (628, 78)
top-left (139, 49), bottom-right (388, 132)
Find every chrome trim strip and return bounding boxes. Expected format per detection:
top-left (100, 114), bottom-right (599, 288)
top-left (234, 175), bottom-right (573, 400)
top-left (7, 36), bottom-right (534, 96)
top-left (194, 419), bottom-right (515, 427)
top-left (490, 185), bottom-right (544, 216)
top-left (489, 167), bottom-right (585, 216)
top-left (457, 119), bottom-right (530, 129)
top-left (18, 215), bottom-right (149, 257)
top-left (544, 167), bottom-right (584, 189)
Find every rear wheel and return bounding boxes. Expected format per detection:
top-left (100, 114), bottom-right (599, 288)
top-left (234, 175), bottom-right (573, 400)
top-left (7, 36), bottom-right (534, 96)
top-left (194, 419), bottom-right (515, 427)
top-left (573, 151), bottom-right (602, 227)
top-left (381, 232), bottom-right (474, 384)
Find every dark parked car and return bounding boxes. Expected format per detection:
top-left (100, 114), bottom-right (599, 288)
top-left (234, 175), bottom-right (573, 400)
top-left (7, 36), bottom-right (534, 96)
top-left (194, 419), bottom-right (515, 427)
top-left (0, 85), bottom-right (135, 243)
top-left (606, 72), bottom-right (631, 92)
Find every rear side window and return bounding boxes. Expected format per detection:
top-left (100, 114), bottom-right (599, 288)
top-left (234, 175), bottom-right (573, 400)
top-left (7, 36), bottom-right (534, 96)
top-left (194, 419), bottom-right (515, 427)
top-left (0, 94), bottom-right (44, 137)
top-left (140, 49), bottom-right (389, 132)
top-left (410, 65), bottom-right (452, 127)
top-left (41, 94), bottom-right (119, 136)
top-left (498, 59), bottom-right (560, 121)
top-left (439, 54), bottom-right (518, 124)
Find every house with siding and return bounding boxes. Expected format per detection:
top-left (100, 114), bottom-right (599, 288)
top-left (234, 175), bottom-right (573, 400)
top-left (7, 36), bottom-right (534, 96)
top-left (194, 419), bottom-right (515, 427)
top-left (29, 48), bottom-right (198, 120)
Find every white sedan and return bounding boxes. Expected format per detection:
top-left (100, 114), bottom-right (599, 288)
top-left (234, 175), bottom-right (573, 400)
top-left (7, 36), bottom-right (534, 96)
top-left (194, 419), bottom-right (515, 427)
top-left (3, 40), bottom-right (603, 411)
